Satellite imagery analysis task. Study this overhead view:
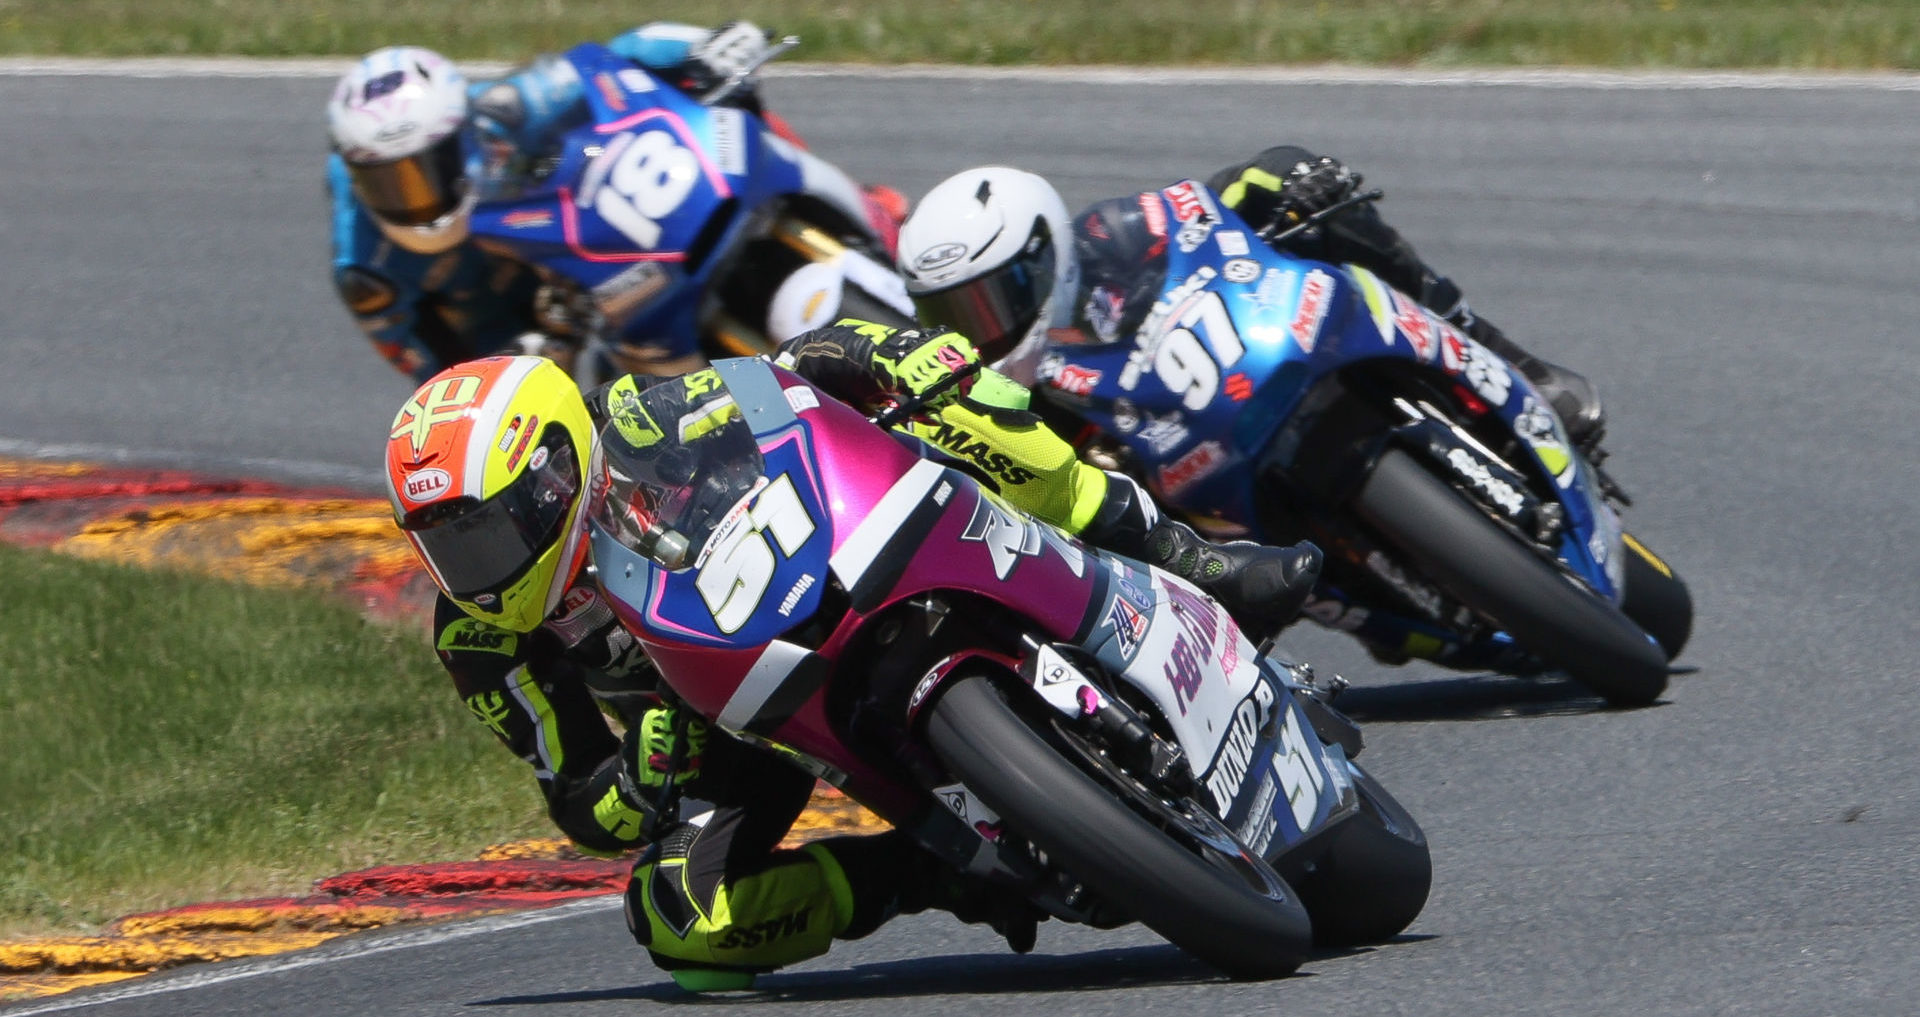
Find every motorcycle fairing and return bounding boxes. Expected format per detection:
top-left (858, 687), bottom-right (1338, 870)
top-left (465, 44), bottom-right (814, 356)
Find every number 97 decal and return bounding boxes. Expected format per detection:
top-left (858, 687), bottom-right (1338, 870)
top-left (694, 475), bottom-right (815, 633)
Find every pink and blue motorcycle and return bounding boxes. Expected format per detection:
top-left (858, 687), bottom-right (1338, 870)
top-left (585, 357), bottom-right (1431, 977)
top-left (1030, 182), bottom-right (1692, 706)
top-left (467, 41), bottom-right (914, 381)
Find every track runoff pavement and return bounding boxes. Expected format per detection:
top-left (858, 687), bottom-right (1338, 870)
top-left (3, 59), bottom-right (1920, 1016)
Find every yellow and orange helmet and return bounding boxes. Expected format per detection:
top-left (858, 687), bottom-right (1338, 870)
top-left (384, 356), bottom-right (595, 632)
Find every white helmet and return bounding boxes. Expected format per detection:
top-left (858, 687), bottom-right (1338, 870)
top-left (327, 46), bottom-right (475, 255)
top-left (896, 166), bottom-right (1078, 386)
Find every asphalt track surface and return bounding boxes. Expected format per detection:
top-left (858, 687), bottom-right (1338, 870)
top-left (4, 63), bottom-right (1920, 1016)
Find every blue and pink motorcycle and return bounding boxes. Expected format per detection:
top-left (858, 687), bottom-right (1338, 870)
top-left (585, 357), bottom-right (1432, 977)
top-left (1029, 181), bottom-right (1691, 706)
top-left (467, 41), bottom-right (914, 382)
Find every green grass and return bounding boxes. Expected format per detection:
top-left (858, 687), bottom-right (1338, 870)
top-left (1, 0), bottom-right (1918, 69)
top-left (0, 544), bottom-right (551, 938)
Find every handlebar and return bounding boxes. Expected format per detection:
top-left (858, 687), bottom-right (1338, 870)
top-left (700, 34), bottom-right (802, 108)
top-left (1256, 188), bottom-right (1387, 245)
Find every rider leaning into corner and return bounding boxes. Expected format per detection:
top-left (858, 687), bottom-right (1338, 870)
top-left (383, 318), bottom-right (1322, 990)
top-left (893, 150), bottom-right (1607, 452)
top-left (326, 22), bottom-right (908, 385)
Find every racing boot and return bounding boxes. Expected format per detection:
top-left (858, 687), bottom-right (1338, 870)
top-left (1427, 281), bottom-right (1606, 453)
top-left (1084, 473), bottom-right (1323, 633)
top-left (836, 831), bottom-right (1041, 952)
top-left (1469, 320), bottom-right (1605, 453)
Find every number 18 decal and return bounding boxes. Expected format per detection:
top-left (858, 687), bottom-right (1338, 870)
top-left (593, 129), bottom-right (700, 250)
top-left (695, 474), bottom-right (814, 633)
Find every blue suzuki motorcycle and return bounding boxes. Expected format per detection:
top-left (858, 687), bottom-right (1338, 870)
top-left (1031, 181), bottom-right (1691, 706)
top-left (467, 40), bottom-right (914, 382)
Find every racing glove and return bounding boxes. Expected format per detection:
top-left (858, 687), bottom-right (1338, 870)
top-left (868, 328), bottom-right (981, 412)
top-left (617, 705), bottom-right (709, 800)
top-left (1225, 155), bottom-right (1363, 235)
top-left (685, 20), bottom-right (771, 92)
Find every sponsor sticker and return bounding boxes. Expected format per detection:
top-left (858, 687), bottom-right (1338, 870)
top-left (1052, 364), bottom-right (1102, 396)
top-left (593, 72), bottom-right (628, 113)
top-left (1289, 269), bottom-right (1334, 353)
top-left (1391, 289), bottom-right (1439, 362)
top-left (1159, 440), bottom-right (1228, 495)
top-left (1139, 414), bottom-right (1190, 455)
top-left (913, 241), bottom-right (968, 273)
top-left (707, 107), bottom-right (746, 176)
top-left (402, 467), bottom-right (450, 502)
top-left (784, 385), bottom-right (820, 413)
top-left (1222, 258), bottom-right (1261, 284)
top-left (616, 68), bottom-right (657, 93)
top-left (1107, 595), bottom-right (1149, 657)
top-left (502, 209), bottom-right (553, 230)
top-left (592, 262), bottom-right (669, 321)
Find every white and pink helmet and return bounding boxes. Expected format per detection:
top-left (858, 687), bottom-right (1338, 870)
top-left (327, 46), bottom-right (474, 255)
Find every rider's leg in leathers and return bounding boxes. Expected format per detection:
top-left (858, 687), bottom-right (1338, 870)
top-left (626, 733), bottom-right (1032, 990)
top-left (911, 396), bottom-right (1321, 632)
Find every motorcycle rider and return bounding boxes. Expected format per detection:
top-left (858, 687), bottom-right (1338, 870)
top-left (328, 23), bottom-right (908, 384)
top-left (893, 152), bottom-right (1605, 449)
top-left (384, 319), bottom-right (1321, 989)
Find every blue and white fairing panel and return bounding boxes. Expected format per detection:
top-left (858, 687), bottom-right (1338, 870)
top-left (467, 44), bottom-right (811, 357)
top-left (589, 361), bottom-right (831, 649)
top-left (1066, 551), bottom-right (1353, 852)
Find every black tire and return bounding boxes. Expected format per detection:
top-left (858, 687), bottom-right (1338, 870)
top-left (1281, 765), bottom-right (1432, 948)
top-left (925, 672), bottom-right (1316, 979)
top-left (1352, 447), bottom-right (1668, 706)
top-left (1619, 533), bottom-right (1692, 661)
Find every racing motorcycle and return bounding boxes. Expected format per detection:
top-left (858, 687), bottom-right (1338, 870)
top-left (467, 39), bottom-right (914, 384)
top-left (585, 357), bottom-right (1431, 977)
top-left (1028, 182), bottom-right (1692, 707)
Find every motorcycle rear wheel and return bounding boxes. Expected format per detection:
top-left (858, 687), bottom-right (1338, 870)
top-left (925, 672), bottom-right (1316, 979)
top-left (1279, 764), bottom-right (1431, 947)
top-left (1352, 447), bottom-right (1668, 706)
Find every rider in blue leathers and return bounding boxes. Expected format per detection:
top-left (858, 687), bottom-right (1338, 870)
top-left (327, 23), bottom-right (903, 384)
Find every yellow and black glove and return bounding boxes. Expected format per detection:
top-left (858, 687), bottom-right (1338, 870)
top-left (868, 328), bottom-right (982, 412)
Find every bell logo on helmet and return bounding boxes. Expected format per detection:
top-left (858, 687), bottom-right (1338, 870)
top-left (390, 375), bottom-right (482, 456)
top-left (403, 468), bottom-right (452, 502)
top-left (913, 242), bottom-right (968, 272)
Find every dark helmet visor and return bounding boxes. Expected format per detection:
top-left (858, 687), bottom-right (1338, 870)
top-left (348, 131), bottom-right (467, 226)
top-left (405, 429), bottom-right (578, 600)
top-left (910, 222), bottom-right (1055, 363)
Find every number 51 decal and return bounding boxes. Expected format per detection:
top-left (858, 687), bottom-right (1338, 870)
top-left (695, 474), bottom-right (815, 633)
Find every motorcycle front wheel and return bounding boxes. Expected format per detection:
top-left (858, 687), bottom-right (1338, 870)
top-left (1619, 532), bottom-right (1692, 661)
top-left (1277, 763), bottom-right (1431, 947)
top-left (1351, 447), bottom-right (1669, 706)
top-left (925, 671), bottom-right (1316, 980)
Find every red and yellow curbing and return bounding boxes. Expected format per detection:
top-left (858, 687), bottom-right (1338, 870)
top-left (0, 457), bottom-right (886, 1001)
